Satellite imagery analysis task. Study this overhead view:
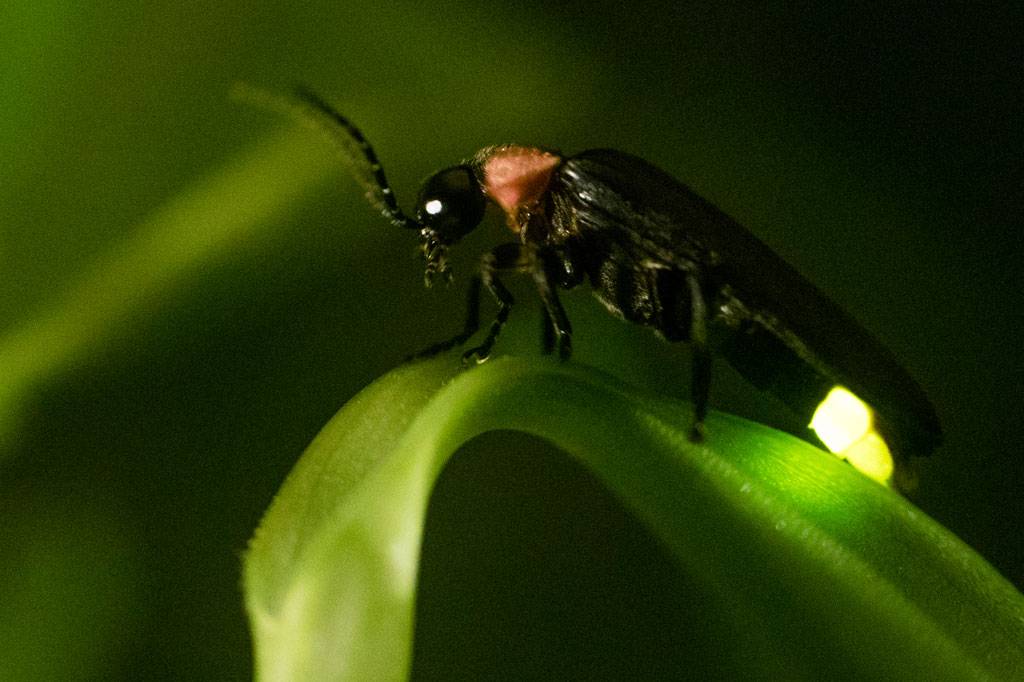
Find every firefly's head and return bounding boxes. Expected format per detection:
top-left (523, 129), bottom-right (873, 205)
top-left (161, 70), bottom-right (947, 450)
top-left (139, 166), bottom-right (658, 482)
top-left (414, 165), bottom-right (487, 285)
top-left (414, 145), bottom-right (562, 285)
top-left (260, 88), bottom-right (560, 287)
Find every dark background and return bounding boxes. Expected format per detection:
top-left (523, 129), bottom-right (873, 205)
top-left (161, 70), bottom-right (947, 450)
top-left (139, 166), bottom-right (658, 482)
top-left (1, 2), bottom-right (1020, 679)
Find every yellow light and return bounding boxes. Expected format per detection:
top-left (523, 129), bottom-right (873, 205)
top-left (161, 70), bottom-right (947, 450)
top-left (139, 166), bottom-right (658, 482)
top-left (809, 386), bottom-right (895, 487)
top-left (809, 386), bottom-right (871, 453)
top-left (842, 431), bottom-right (894, 485)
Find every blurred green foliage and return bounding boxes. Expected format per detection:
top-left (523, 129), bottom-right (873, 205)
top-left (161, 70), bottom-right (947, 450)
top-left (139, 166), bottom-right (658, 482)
top-left (1, 2), bottom-right (1021, 679)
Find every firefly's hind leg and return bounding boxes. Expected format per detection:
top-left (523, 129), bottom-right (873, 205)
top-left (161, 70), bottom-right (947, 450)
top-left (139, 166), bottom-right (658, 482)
top-left (686, 270), bottom-right (712, 442)
top-left (541, 312), bottom-right (556, 355)
top-left (532, 251), bottom-right (573, 360)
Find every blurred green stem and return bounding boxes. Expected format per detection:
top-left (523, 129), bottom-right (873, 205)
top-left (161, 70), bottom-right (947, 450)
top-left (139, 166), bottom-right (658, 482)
top-left (0, 129), bottom-right (336, 453)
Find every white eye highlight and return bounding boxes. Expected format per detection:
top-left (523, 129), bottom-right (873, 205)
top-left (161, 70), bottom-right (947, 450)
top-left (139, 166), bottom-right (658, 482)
top-left (424, 199), bottom-right (443, 215)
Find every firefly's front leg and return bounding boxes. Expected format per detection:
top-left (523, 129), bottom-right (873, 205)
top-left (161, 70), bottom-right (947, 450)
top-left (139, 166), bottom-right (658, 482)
top-left (463, 243), bottom-right (573, 363)
top-left (409, 275), bottom-right (482, 360)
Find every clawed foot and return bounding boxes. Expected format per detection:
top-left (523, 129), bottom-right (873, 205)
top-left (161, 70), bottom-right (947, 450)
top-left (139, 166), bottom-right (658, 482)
top-left (556, 333), bottom-right (572, 361)
top-left (541, 328), bottom-right (573, 361)
top-left (461, 344), bottom-right (492, 365)
top-left (404, 334), bottom-right (472, 363)
top-left (410, 326), bottom-right (571, 366)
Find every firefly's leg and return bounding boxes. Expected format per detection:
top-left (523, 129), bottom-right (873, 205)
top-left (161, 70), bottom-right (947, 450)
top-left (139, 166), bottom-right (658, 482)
top-left (532, 251), bottom-right (573, 360)
top-left (409, 275), bottom-right (481, 360)
top-left (686, 269), bottom-right (711, 442)
top-left (462, 244), bottom-right (523, 363)
top-left (463, 243), bottom-right (574, 363)
top-left (540, 312), bottom-right (555, 355)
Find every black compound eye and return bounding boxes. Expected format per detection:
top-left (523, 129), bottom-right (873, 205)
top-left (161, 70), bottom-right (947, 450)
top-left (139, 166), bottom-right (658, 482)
top-left (416, 165), bottom-right (486, 242)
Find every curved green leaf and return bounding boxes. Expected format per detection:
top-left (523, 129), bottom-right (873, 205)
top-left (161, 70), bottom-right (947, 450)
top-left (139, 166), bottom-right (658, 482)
top-left (245, 357), bottom-right (1024, 680)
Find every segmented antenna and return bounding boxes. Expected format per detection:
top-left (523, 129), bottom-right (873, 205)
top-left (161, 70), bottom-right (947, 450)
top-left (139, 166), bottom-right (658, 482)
top-left (231, 83), bottom-right (417, 230)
